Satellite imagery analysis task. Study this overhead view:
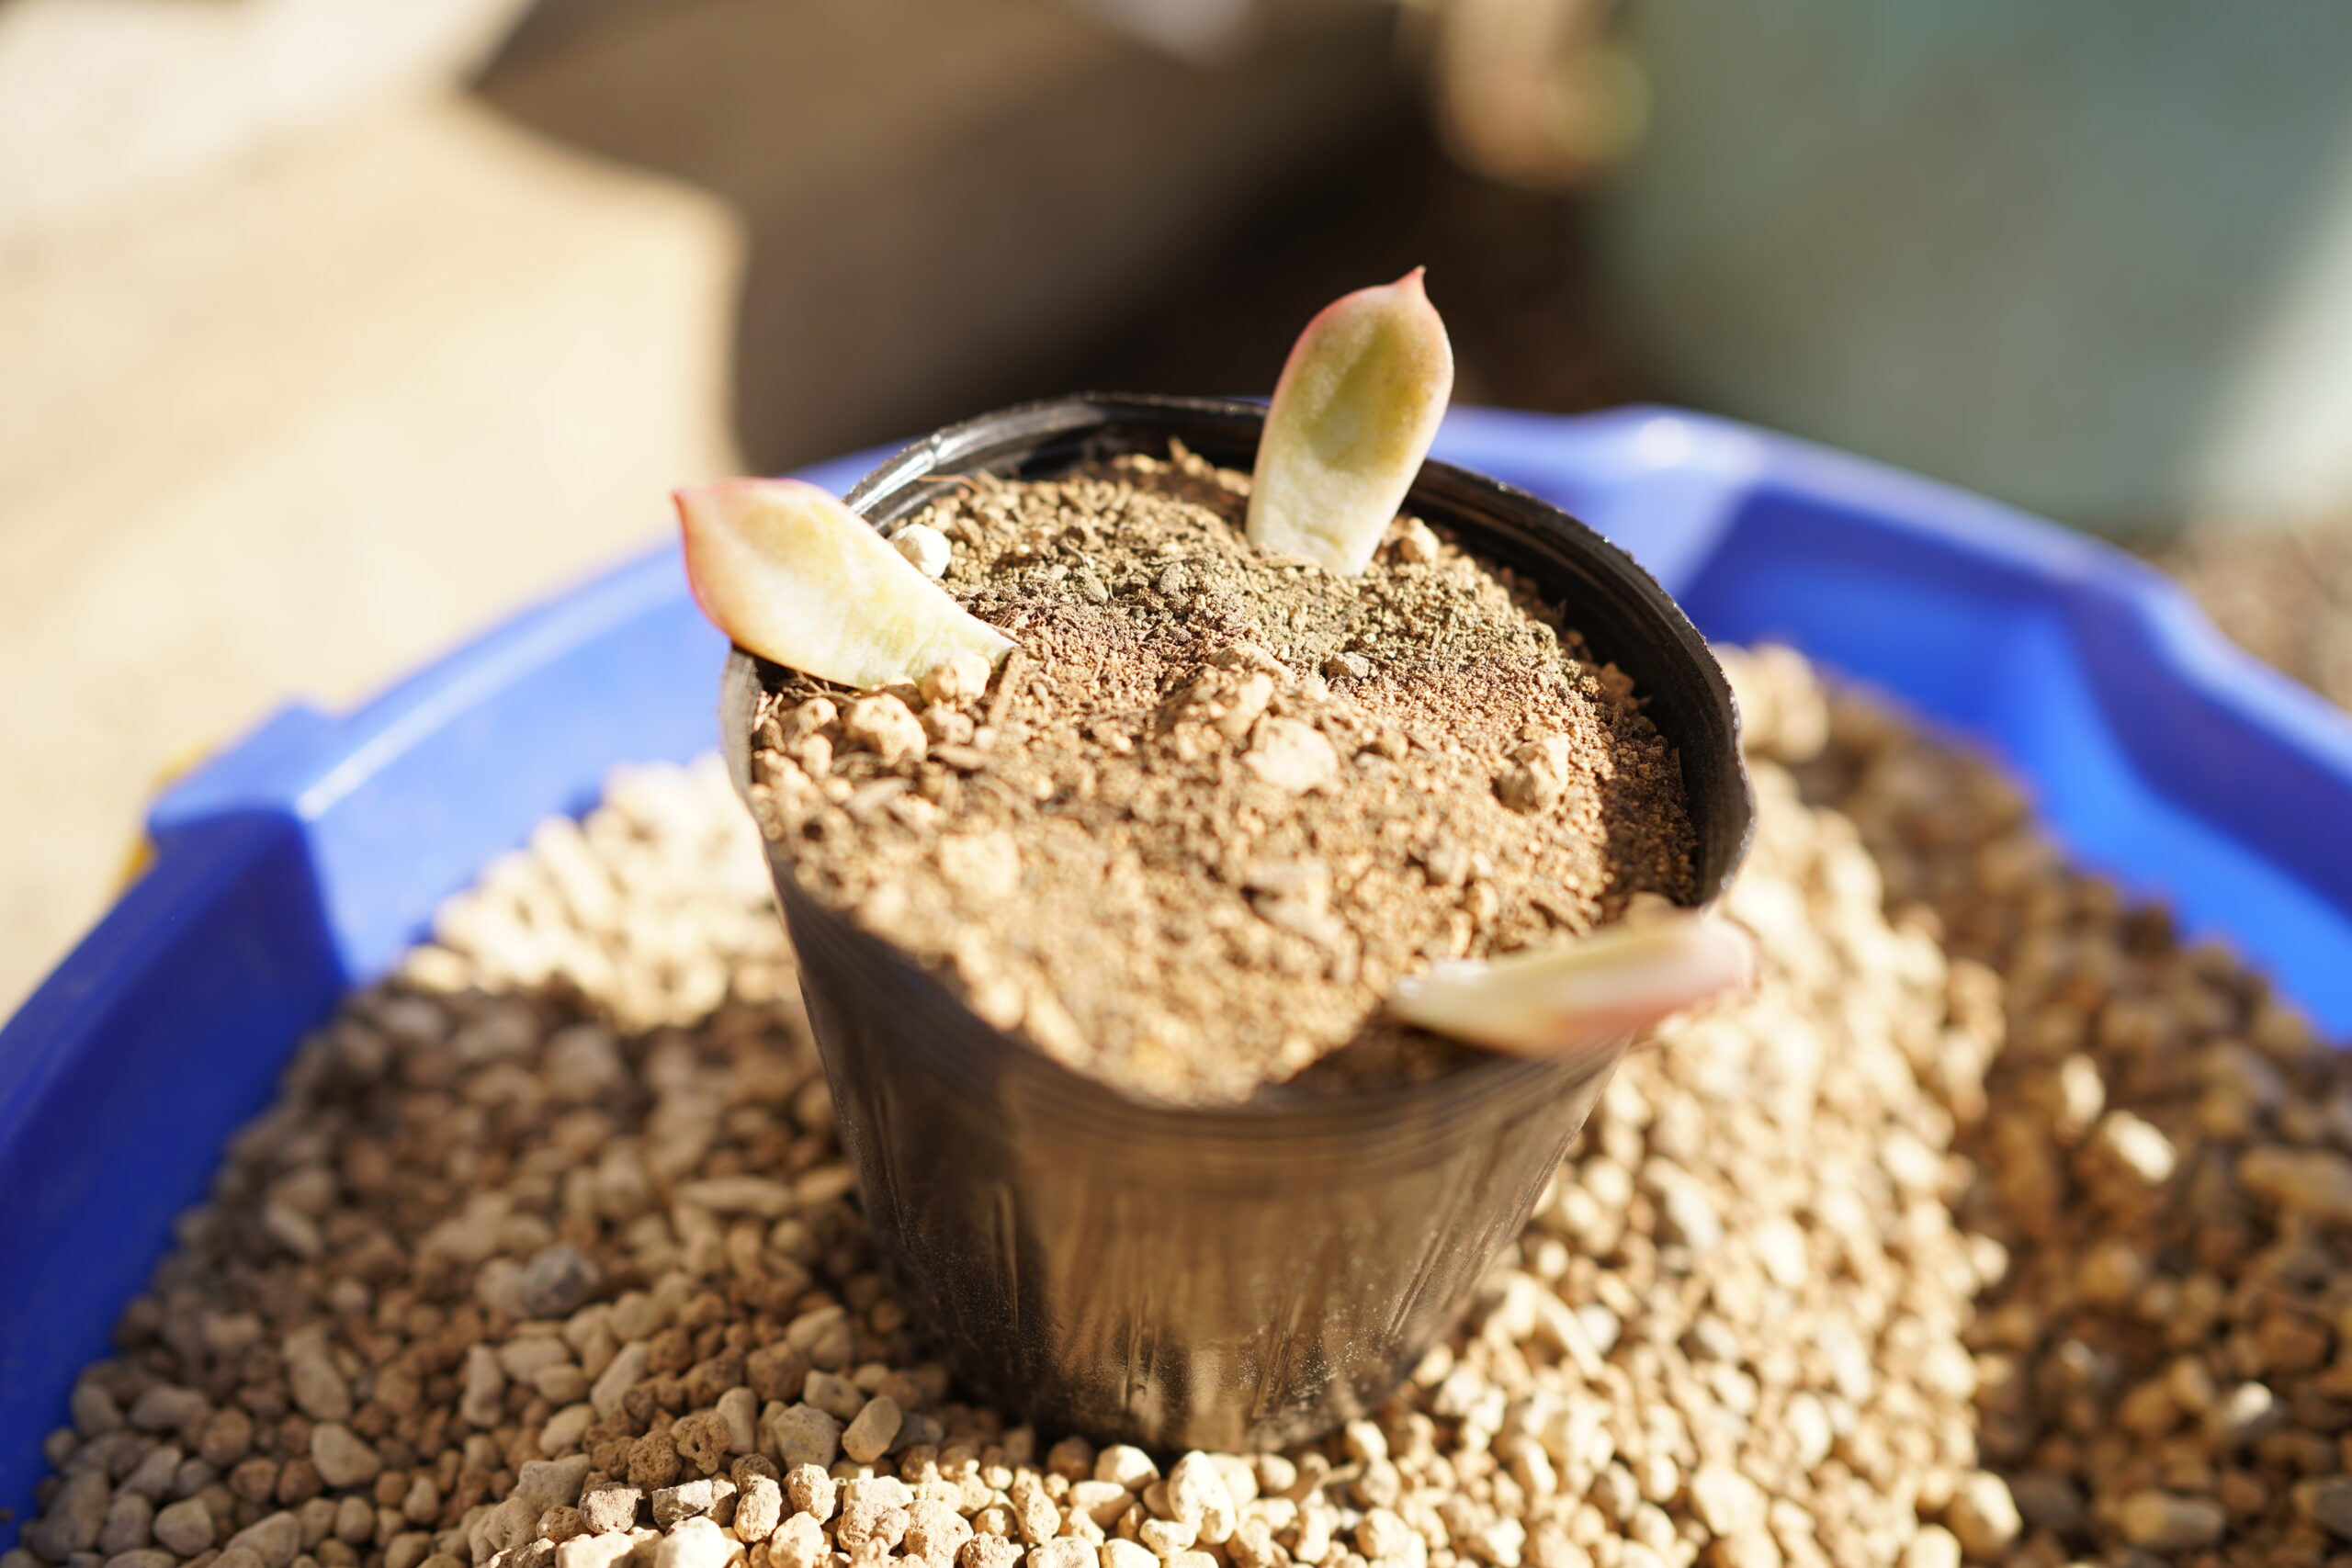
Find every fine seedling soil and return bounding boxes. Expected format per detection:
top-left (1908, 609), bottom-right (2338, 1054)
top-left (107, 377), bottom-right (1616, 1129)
top-left (746, 446), bottom-right (1695, 1106)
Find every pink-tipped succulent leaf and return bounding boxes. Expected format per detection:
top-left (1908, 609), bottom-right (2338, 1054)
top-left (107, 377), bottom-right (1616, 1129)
top-left (1246, 268), bottom-right (1456, 575)
top-left (676, 479), bottom-right (1013, 691)
top-left (1387, 912), bottom-right (1756, 1066)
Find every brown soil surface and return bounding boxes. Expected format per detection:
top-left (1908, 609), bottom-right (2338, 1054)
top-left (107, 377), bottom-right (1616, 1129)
top-left (744, 445), bottom-right (1694, 1106)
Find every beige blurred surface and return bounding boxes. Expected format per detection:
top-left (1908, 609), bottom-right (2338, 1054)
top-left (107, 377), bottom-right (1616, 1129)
top-left (0, 0), bottom-right (537, 258)
top-left (0, 0), bottom-right (1405, 1017)
top-left (0, 96), bottom-right (745, 1015)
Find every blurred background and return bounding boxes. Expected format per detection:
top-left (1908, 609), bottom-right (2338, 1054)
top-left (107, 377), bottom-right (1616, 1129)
top-left (8, 0), bottom-right (2352, 1013)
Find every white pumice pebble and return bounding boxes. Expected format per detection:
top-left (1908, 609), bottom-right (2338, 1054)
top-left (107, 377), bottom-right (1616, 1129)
top-left (842, 694), bottom-right (928, 768)
top-left (890, 523), bottom-right (953, 580)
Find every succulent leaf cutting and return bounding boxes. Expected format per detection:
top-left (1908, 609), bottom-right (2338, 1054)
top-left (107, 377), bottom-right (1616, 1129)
top-left (1245, 268), bottom-right (1456, 576)
top-left (675, 478), bottom-right (1012, 692)
top-left (1386, 910), bottom-right (1755, 1064)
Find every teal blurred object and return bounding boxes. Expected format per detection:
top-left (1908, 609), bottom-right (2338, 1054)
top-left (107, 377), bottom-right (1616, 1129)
top-left (1593, 2), bottom-right (2352, 532)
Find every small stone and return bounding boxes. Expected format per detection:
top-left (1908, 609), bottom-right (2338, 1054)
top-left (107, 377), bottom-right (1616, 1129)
top-left (1320, 653), bottom-right (1373, 682)
top-left (669, 1411), bottom-right (733, 1476)
top-left (628, 1432), bottom-right (681, 1491)
top-left (1703, 1535), bottom-right (1778, 1568)
top-left (651, 1517), bottom-right (734, 1568)
top-left (579, 1488), bottom-right (642, 1537)
top-left (1166, 1455), bottom-right (1236, 1544)
top-left (1944, 1472), bottom-right (2019, 1560)
top-left (1393, 519), bottom-right (1441, 563)
top-left (307, 1427), bottom-right (379, 1490)
top-left (517, 1245), bottom-right (605, 1319)
top-left (709, 1388), bottom-right (757, 1458)
top-left (277, 1454), bottom-right (323, 1505)
top-left (2210, 1381), bottom-right (2283, 1446)
top-left (731, 1476), bottom-right (782, 1544)
top-left (1068, 1482), bottom-right (1129, 1530)
top-left (842, 695), bottom-right (927, 767)
top-left (1027, 1543), bottom-right (1094, 1568)
top-left (277, 1332), bottom-right (351, 1427)
top-left (650, 1479), bottom-right (736, 1529)
top-left (762, 1405), bottom-right (840, 1472)
top-left (461, 1344), bottom-right (507, 1430)
top-left (591, 1344), bottom-right (649, 1421)
top-left (476, 1495), bottom-right (537, 1562)
top-left (2292, 1477), bottom-right (2352, 1540)
top-left (771, 1515), bottom-right (828, 1568)
top-left (835, 1499), bottom-right (909, 1556)
top-left (153, 1497), bottom-right (216, 1555)
top-left (920, 703), bottom-right (975, 745)
top-left (1655, 1179), bottom-right (1724, 1255)
top-left (842, 1477), bottom-right (912, 1512)
top-left (2115, 1491), bottom-right (2226, 1551)
top-left (2091, 1112), bottom-right (2177, 1187)
top-left (920, 650), bottom-right (992, 712)
top-left (779, 697), bottom-right (837, 748)
top-left (1686, 1467), bottom-right (1763, 1538)
top-left (70, 1384), bottom-right (123, 1438)
top-left (841, 1397), bottom-right (903, 1464)
top-left (783, 1465), bottom-right (836, 1525)
top-left (97, 1493), bottom-right (151, 1558)
top-left (1497, 737), bottom-right (1572, 814)
top-left (2007, 1473), bottom-right (2082, 1534)
top-left (225, 1512), bottom-right (302, 1568)
top-left (891, 524), bottom-right (953, 580)
top-left (126, 1387), bottom-right (209, 1435)
top-left (1241, 719), bottom-right (1340, 795)
top-left (800, 1371), bottom-right (863, 1422)
top-left (904, 1501), bottom-right (971, 1567)
top-left (516, 1458), bottom-right (594, 1515)
top-left (1897, 1528), bottom-right (1959, 1568)
top-left (541, 1404), bottom-right (595, 1457)
top-left (555, 1536), bottom-right (635, 1568)
top-left (34, 1472), bottom-right (112, 1560)
top-left (197, 1408), bottom-right (254, 1472)
top-left (2240, 1145), bottom-right (2352, 1220)
top-left (1354, 1509), bottom-right (1423, 1568)
top-left (1095, 1448), bottom-right (1161, 1495)
top-left (1137, 1522), bottom-right (1195, 1558)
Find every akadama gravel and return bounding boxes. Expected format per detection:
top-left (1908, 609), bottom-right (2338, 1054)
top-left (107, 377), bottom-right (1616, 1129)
top-left (17, 647), bottom-right (2352, 1568)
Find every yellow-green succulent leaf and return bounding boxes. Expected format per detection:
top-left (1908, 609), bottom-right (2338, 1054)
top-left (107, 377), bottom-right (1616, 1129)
top-left (676, 478), bottom-right (1013, 691)
top-left (1247, 268), bottom-right (1456, 576)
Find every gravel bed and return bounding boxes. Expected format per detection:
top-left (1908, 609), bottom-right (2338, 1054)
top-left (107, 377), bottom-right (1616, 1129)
top-left (14, 650), bottom-right (2352, 1568)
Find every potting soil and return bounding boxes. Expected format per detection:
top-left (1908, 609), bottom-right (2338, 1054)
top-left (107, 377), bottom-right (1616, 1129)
top-left (748, 446), bottom-right (1696, 1106)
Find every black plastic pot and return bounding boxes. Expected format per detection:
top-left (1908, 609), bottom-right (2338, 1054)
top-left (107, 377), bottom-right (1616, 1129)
top-left (720, 394), bottom-right (1752, 1452)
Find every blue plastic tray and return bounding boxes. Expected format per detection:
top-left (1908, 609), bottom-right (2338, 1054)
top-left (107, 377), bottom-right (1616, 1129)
top-left (6, 406), bottom-right (2350, 1540)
